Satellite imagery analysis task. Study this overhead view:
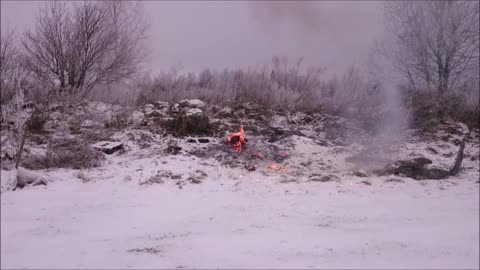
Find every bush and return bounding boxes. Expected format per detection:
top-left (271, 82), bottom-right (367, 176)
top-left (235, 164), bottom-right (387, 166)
top-left (104, 110), bottom-right (130, 129)
top-left (402, 87), bottom-right (480, 130)
top-left (161, 114), bottom-right (210, 136)
top-left (27, 110), bottom-right (47, 133)
top-left (135, 57), bottom-right (325, 111)
top-left (40, 138), bottom-right (104, 169)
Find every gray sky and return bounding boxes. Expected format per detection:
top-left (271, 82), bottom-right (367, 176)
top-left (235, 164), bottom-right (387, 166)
top-left (1, 1), bottom-right (383, 77)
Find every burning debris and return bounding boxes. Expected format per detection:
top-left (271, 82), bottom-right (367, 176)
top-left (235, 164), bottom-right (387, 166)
top-left (227, 127), bottom-right (245, 153)
top-left (222, 127), bottom-right (292, 173)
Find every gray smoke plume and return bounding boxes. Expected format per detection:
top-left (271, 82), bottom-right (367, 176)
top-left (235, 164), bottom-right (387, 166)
top-left (249, 1), bottom-right (382, 76)
top-left (250, 2), bottom-right (408, 170)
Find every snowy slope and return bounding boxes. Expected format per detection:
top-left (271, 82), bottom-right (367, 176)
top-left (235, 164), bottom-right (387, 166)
top-left (1, 114), bottom-right (479, 269)
top-left (1, 163), bottom-right (479, 269)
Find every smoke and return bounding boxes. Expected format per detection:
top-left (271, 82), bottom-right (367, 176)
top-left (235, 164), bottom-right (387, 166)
top-left (249, 1), bottom-right (382, 75)
top-left (250, 1), bottom-right (409, 171)
top-left (344, 27), bottom-right (410, 172)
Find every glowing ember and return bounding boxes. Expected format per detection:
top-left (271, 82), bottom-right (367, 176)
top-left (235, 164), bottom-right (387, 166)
top-left (267, 164), bottom-right (279, 170)
top-left (267, 163), bottom-right (287, 172)
top-left (254, 152), bottom-right (265, 160)
top-left (227, 127), bottom-right (245, 153)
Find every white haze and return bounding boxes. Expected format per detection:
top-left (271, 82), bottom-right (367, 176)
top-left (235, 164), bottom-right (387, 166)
top-left (1, 1), bottom-right (383, 77)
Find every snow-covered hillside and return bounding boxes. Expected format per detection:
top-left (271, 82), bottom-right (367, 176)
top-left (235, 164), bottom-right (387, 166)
top-left (1, 100), bottom-right (479, 269)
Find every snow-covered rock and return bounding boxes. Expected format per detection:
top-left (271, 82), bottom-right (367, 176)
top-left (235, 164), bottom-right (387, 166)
top-left (217, 107), bottom-right (233, 117)
top-left (129, 111), bottom-right (145, 126)
top-left (171, 103), bottom-right (181, 114)
top-left (81, 119), bottom-right (94, 128)
top-left (155, 101), bottom-right (169, 109)
top-left (185, 108), bottom-right (203, 117)
top-left (144, 106), bottom-right (155, 117)
top-left (353, 169), bottom-right (368, 177)
top-left (270, 115), bottom-right (289, 128)
top-left (180, 99), bottom-right (206, 109)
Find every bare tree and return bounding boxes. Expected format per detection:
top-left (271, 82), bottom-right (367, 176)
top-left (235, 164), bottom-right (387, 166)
top-left (382, 1), bottom-right (479, 95)
top-left (22, 1), bottom-right (149, 100)
top-left (1, 29), bottom-right (24, 106)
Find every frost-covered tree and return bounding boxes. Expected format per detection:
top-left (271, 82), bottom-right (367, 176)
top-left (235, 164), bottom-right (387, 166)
top-left (22, 1), bottom-right (149, 99)
top-left (382, 1), bottom-right (479, 95)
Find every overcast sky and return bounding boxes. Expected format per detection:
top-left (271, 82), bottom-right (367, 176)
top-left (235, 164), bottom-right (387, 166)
top-left (1, 1), bottom-right (383, 77)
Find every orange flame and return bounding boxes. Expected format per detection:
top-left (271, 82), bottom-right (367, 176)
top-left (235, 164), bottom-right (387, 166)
top-left (227, 127), bottom-right (245, 153)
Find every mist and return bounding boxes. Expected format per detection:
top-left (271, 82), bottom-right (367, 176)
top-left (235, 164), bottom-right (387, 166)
top-left (1, 2), bottom-right (478, 268)
top-left (1, 1), bottom-right (383, 76)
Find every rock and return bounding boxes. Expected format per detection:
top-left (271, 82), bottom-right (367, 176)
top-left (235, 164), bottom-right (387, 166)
top-left (161, 113), bottom-right (210, 136)
top-left (144, 104), bottom-right (155, 115)
top-left (426, 147), bottom-right (439, 155)
top-left (194, 169), bottom-right (208, 178)
top-left (452, 139), bottom-right (462, 146)
top-left (185, 108), bottom-right (203, 117)
top-left (140, 170), bottom-right (172, 185)
top-left (10, 167), bottom-right (49, 190)
top-left (49, 103), bottom-right (63, 112)
top-left (75, 171), bottom-right (91, 183)
top-left (166, 145), bottom-right (182, 155)
top-left (179, 99), bottom-right (206, 109)
top-left (171, 174), bottom-right (182, 180)
top-left (443, 152), bottom-right (454, 158)
top-left (353, 169), bottom-right (368, 177)
top-left (144, 106), bottom-right (156, 117)
top-left (360, 180), bottom-right (371, 186)
top-left (383, 157), bottom-right (449, 180)
top-left (384, 178), bottom-right (405, 183)
top-left (269, 115), bottom-right (288, 128)
top-left (130, 111), bottom-right (145, 126)
top-left (171, 103), bottom-right (181, 114)
top-left (92, 141), bottom-right (123, 155)
top-left (81, 119), bottom-right (94, 128)
top-left (245, 162), bottom-right (257, 171)
top-left (216, 107), bottom-right (233, 117)
top-left (189, 148), bottom-right (207, 157)
top-left (280, 179), bottom-right (297, 184)
top-left (309, 174), bottom-right (340, 182)
top-left (198, 138), bottom-right (210, 143)
top-left (187, 169), bottom-right (207, 184)
top-left (190, 178), bottom-right (202, 184)
top-left (187, 139), bottom-right (197, 143)
top-left (155, 101), bottom-right (169, 109)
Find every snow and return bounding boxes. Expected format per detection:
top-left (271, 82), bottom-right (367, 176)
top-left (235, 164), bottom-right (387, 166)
top-left (180, 99), bottom-right (206, 109)
top-left (1, 156), bottom-right (479, 269)
top-left (1, 116), bottom-right (479, 269)
top-left (185, 108), bottom-right (203, 117)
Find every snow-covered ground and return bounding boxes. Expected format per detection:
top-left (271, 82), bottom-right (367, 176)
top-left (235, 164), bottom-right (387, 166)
top-left (1, 152), bottom-right (479, 269)
top-left (1, 104), bottom-right (479, 269)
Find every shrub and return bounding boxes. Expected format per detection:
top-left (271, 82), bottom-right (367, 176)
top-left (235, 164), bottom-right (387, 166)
top-left (44, 138), bottom-right (104, 169)
top-left (135, 57), bottom-right (326, 111)
top-left (27, 110), bottom-right (47, 133)
top-left (161, 114), bottom-right (210, 137)
top-left (104, 110), bottom-right (130, 129)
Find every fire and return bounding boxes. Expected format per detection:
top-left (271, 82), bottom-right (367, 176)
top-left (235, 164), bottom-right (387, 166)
top-left (227, 126), bottom-right (245, 153)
